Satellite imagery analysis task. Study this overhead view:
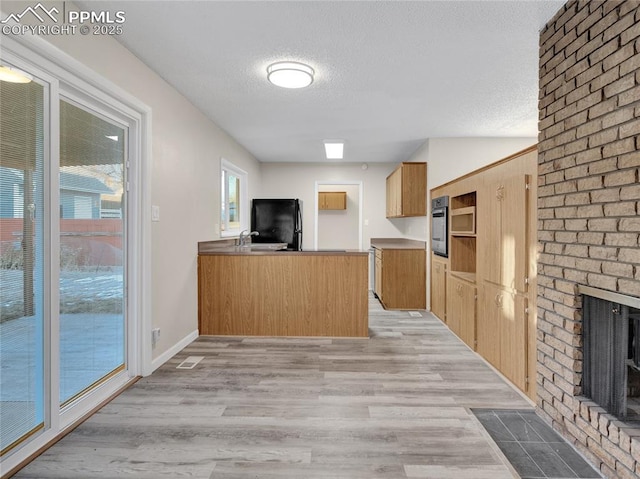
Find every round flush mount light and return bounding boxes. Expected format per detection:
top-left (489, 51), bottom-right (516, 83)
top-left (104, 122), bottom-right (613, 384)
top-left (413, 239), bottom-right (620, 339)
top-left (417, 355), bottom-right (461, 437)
top-left (267, 61), bottom-right (314, 89)
top-left (0, 65), bottom-right (33, 83)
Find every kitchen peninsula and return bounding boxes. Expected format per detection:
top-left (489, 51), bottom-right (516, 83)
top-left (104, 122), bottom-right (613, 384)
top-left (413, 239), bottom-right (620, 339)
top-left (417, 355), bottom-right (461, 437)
top-left (198, 241), bottom-right (369, 337)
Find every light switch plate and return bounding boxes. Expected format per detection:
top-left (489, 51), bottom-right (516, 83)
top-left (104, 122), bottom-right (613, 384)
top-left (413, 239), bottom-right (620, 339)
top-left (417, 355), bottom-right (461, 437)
top-left (152, 205), bottom-right (160, 222)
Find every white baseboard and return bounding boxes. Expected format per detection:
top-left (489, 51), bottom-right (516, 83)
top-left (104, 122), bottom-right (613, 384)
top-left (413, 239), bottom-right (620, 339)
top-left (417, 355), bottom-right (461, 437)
top-left (150, 329), bottom-right (199, 373)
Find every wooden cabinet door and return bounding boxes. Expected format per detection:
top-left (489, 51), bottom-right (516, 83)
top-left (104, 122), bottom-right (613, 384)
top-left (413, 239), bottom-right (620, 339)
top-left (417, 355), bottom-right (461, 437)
top-left (431, 258), bottom-right (447, 321)
top-left (386, 163), bottom-right (426, 218)
top-left (478, 174), bottom-right (529, 292)
top-left (502, 175), bottom-right (529, 293)
top-left (319, 192), bottom-right (346, 210)
top-left (446, 275), bottom-right (476, 348)
top-left (478, 282), bottom-right (527, 391)
top-left (386, 168), bottom-right (401, 217)
top-left (499, 289), bottom-right (527, 392)
top-left (385, 175), bottom-right (393, 217)
top-left (401, 163), bottom-right (427, 216)
top-left (477, 282), bottom-right (501, 368)
top-left (478, 180), bottom-right (504, 286)
top-left (378, 249), bottom-right (426, 309)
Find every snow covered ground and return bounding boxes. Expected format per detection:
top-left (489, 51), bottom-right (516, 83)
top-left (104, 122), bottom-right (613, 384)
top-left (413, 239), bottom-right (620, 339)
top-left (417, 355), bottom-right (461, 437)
top-left (0, 268), bottom-right (124, 449)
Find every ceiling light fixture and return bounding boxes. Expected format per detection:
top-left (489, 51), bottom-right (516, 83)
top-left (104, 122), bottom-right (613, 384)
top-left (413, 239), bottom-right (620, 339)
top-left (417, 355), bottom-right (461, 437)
top-left (0, 65), bottom-right (33, 83)
top-left (324, 141), bottom-right (344, 160)
top-left (267, 61), bottom-right (314, 89)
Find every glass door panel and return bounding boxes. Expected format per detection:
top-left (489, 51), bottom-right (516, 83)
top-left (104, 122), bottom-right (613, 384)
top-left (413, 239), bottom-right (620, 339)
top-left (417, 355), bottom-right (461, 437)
top-left (59, 100), bottom-right (126, 405)
top-left (0, 79), bottom-right (46, 453)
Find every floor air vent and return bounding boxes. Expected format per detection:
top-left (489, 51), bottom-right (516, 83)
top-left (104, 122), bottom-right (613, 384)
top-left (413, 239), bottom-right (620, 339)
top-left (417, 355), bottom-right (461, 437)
top-left (176, 356), bottom-right (204, 369)
top-left (408, 311), bottom-right (422, 317)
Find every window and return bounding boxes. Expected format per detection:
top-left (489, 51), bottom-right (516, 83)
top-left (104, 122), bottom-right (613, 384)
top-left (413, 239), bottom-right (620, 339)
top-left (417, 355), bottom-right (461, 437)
top-left (220, 159), bottom-right (248, 237)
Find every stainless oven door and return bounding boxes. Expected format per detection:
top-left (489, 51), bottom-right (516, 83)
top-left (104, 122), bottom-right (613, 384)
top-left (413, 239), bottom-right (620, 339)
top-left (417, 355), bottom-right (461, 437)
top-left (431, 207), bottom-right (448, 257)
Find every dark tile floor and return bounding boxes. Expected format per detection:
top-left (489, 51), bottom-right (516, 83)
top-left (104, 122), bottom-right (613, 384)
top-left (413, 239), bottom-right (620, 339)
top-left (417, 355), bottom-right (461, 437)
top-left (472, 409), bottom-right (602, 479)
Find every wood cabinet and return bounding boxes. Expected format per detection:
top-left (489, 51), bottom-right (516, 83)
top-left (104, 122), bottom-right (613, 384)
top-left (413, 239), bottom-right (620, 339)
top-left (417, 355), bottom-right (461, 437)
top-left (373, 243), bottom-right (425, 310)
top-left (429, 146), bottom-right (537, 400)
top-left (318, 191), bottom-right (347, 210)
top-left (478, 175), bottom-right (530, 293)
top-left (386, 162), bottom-right (426, 218)
top-left (430, 257), bottom-right (447, 321)
top-left (477, 282), bottom-right (528, 391)
top-left (446, 274), bottom-right (476, 348)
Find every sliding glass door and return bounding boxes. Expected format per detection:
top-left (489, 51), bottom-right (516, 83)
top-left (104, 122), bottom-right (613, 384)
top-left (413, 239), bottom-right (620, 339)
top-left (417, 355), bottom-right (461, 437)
top-left (0, 52), bottom-right (138, 468)
top-left (58, 99), bottom-right (127, 406)
top-left (0, 76), bottom-right (46, 454)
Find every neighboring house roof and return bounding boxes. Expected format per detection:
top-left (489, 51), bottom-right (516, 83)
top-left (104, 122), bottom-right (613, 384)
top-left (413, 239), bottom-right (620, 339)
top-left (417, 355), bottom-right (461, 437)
top-left (60, 171), bottom-right (113, 195)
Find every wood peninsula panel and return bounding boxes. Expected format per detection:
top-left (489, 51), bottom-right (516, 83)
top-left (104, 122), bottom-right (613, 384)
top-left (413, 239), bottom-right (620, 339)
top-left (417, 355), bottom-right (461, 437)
top-left (198, 253), bottom-right (368, 337)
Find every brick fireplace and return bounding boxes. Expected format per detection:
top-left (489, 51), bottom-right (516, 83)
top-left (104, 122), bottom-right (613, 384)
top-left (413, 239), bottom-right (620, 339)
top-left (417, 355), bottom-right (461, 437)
top-left (538, 0), bottom-right (640, 477)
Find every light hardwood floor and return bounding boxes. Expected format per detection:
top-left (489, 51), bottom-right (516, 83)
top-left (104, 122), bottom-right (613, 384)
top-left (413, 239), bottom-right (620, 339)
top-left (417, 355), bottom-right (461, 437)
top-left (14, 296), bottom-right (530, 478)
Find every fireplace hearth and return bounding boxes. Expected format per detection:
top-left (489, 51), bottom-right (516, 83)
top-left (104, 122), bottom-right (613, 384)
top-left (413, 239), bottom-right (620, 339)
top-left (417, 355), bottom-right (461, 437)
top-left (581, 286), bottom-right (640, 422)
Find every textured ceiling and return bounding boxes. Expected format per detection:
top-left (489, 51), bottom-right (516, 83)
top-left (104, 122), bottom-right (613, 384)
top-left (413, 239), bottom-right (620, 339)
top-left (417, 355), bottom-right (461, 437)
top-left (78, 1), bottom-right (564, 163)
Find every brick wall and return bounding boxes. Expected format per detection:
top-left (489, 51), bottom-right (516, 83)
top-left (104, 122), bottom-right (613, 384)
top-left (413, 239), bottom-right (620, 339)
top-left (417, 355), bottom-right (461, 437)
top-left (538, 1), bottom-right (640, 477)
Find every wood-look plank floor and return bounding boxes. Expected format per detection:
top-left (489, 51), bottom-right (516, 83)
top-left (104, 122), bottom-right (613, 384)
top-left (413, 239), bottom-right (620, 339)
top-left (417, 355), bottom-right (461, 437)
top-left (14, 296), bottom-right (531, 478)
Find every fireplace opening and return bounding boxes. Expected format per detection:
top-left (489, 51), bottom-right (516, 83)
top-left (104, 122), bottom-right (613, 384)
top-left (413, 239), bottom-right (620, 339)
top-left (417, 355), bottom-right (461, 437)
top-left (581, 286), bottom-right (640, 422)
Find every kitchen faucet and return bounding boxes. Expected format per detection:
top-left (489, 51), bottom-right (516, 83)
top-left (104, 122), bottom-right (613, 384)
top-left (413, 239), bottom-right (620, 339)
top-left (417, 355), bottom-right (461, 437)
top-left (238, 230), bottom-right (259, 246)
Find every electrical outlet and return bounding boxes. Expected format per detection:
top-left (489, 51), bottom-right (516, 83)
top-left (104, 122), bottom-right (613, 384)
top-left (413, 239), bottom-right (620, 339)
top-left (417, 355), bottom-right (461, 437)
top-left (152, 328), bottom-right (161, 346)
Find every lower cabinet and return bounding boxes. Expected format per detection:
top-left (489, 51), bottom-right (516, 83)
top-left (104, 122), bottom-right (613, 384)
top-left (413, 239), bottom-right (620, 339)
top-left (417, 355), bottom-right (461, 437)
top-left (477, 282), bottom-right (528, 391)
top-left (446, 275), bottom-right (476, 348)
top-left (431, 258), bottom-right (447, 321)
top-left (376, 248), bottom-right (426, 309)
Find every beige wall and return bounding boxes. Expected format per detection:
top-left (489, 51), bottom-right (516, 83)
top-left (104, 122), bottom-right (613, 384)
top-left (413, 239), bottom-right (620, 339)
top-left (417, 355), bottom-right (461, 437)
top-left (40, 2), bottom-right (262, 362)
top-left (425, 137), bottom-right (537, 191)
top-left (317, 184), bottom-right (360, 250)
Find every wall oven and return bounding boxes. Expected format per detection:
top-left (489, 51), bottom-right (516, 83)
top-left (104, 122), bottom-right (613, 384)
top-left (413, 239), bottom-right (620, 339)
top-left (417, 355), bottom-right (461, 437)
top-left (431, 196), bottom-right (448, 257)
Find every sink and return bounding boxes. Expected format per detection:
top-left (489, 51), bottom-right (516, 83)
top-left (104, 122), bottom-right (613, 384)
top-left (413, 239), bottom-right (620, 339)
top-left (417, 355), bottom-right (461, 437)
top-left (248, 243), bottom-right (288, 251)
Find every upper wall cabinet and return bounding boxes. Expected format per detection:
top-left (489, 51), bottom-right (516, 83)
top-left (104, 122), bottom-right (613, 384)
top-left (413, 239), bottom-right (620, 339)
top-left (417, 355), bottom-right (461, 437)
top-left (386, 162), bottom-right (426, 218)
top-left (319, 191), bottom-right (347, 210)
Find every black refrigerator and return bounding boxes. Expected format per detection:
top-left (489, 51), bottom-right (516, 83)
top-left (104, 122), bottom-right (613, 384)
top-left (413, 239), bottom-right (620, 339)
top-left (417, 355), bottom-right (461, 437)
top-left (250, 199), bottom-right (302, 250)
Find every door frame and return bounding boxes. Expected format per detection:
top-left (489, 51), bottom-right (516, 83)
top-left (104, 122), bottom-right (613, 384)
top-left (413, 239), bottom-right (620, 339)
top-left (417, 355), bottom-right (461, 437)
top-left (313, 180), bottom-right (363, 250)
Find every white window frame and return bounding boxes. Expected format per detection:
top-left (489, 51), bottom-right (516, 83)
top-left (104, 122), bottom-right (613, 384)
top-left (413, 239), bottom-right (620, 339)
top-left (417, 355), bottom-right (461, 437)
top-left (220, 158), bottom-right (248, 237)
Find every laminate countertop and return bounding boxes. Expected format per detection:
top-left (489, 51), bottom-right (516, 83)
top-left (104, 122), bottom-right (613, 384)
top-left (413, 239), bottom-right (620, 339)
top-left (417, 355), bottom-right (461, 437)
top-left (198, 240), bottom-right (367, 256)
top-left (370, 238), bottom-right (427, 250)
